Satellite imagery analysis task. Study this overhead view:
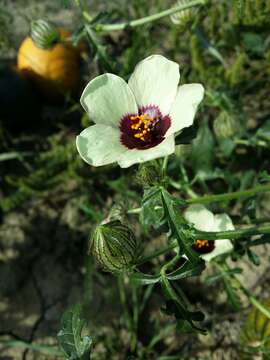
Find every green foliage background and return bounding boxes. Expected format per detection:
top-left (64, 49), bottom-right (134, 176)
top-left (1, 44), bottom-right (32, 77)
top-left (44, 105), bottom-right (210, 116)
top-left (0, 0), bottom-right (270, 359)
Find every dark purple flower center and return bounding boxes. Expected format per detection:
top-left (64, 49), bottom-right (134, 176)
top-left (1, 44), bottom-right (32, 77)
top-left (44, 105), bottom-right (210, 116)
top-left (120, 105), bottom-right (171, 150)
top-left (192, 239), bottom-right (215, 255)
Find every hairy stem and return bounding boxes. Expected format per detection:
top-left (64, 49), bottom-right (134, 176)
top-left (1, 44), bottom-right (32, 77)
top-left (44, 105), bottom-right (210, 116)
top-left (195, 224), bottom-right (270, 241)
top-left (73, 0), bottom-right (92, 22)
top-left (137, 242), bottom-right (177, 266)
top-left (138, 223), bottom-right (270, 265)
top-left (160, 255), bottom-right (181, 300)
top-left (94, 0), bottom-right (206, 32)
top-left (187, 183), bottom-right (270, 205)
top-left (128, 183), bottom-right (270, 215)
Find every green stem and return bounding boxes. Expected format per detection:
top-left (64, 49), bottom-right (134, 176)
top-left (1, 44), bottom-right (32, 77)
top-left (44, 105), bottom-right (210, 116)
top-left (187, 183), bottom-right (270, 205)
top-left (222, 262), bottom-right (270, 320)
top-left (131, 284), bottom-right (139, 352)
top-left (162, 156), bottom-right (169, 176)
top-left (161, 254), bottom-right (181, 276)
top-left (160, 255), bottom-right (181, 300)
top-left (235, 138), bottom-right (268, 149)
top-left (127, 183), bottom-right (270, 215)
top-left (73, 0), bottom-right (92, 22)
top-left (118, 275), bottom-right (132, 330)
top-left (195, 224), bottom-right (270, 241)
top-left (95, 0), bottom-right (206, 32)
top-left (137, 223), bottom-right (270, 266)
top-left (137, 242), bottom-right (177, 266)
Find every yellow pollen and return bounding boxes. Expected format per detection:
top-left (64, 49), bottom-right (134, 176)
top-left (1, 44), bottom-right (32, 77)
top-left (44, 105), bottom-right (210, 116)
top-left (195, 239), bottom-right (210, 248)
top-left (130, 114), bottom-right (156, 141)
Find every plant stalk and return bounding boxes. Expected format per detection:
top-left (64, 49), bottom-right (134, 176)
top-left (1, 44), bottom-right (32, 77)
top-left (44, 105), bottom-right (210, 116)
top-left (127, 183), bottom-right (270, 215)
top-left (138, 223), bottom-right (270, 265)
top-left (187, 183), bottom-right (270, 205)
top-left (195, 224), bottom-right (270, 241)
top-left (94, 0), bottom-right (206, 32)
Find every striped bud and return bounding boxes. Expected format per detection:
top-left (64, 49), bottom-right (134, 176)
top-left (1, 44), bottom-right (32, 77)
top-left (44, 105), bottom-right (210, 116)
top-left (170, 0), bottom-right (197, 27)
top-left (90, 220), bottom-right (139, 273)
top-left (30, 19), bottom-right (60, 49)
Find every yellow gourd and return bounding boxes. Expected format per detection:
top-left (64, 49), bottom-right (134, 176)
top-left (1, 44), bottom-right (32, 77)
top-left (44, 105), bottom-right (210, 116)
top-left (17, 19), bottom-right (81, 99)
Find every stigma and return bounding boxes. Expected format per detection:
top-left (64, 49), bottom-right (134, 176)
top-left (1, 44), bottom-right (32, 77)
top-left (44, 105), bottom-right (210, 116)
top-left (120, 105), bottom-right (171, 150)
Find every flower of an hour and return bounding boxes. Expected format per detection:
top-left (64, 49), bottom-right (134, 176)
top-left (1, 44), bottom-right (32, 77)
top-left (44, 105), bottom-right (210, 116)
top-left (76, 55), bottom-right (204, 168)
top-left (184, 204), bottom-right (234, 262)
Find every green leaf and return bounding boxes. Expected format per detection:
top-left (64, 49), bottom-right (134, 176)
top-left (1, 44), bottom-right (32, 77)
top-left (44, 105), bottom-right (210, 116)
top-left (85, 25), bottom-right (115, 72)
top-left (160, 188), bottom-right (199, 264)
top-left (167, 259), bottom-right (205, 281)
top-left (140, 186), bottom-right (165, 231)
top-left (57, 304), bottom-right (92, 360)
top-left (129, 271), bottom-right (160, 285)
top-left (243, 33), bottom-right (265, 56)
top-left (249, 234), bottom-right (270, 247)
top-left (191, 121), bottom-right (215, 180)
top-left (223, 277), bottom-right (242, 311)
top-left (205, 268), bottom-right (243, 284)
top-left (256, 120), bottom-right (270, 143)
top-left (247, 248), bottom-right (260, 266)
top-left (175, 125), bottom-right (198, 145)
top-left (259, 171), bottom-right (270, 182)
top-left (219, 138), bottom-right (235, 157)
top-left (160, 282), bottom-right (206, 334)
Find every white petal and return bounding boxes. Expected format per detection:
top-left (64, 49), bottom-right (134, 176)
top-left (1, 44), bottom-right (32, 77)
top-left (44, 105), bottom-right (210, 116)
top-left (80, 74), bottom-right (138, 127)
top-left (117, 136), bottom-right (175, 168)
top-left (202, 239), bottom-right (233, 262)
top-left (184, 204), bottom-right (215, 232)
top-left (213, 213), bottom-right (235, 231)
top-left (202, 214), bottom-right (234, 262)
top-left (128, 55), bottom-right (180, 115)
top-left (76, 125), bottom-right (125, 166)
top-left (166, 84), bottom-right (204, 137)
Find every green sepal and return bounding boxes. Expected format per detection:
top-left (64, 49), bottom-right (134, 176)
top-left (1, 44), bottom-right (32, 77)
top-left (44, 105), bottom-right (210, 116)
top-left (90, 220), bottom-right (139, 273)
top-left (31, 19), bottom-right (60, 49)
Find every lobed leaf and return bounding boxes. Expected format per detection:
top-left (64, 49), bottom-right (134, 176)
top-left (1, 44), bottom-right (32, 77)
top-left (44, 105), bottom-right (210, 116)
top-left (57, 304), bottom-right (92, 360)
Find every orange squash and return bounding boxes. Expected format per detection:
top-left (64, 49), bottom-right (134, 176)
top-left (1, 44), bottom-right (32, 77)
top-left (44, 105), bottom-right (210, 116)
top-left (17, 20), bottom-right (81, 99)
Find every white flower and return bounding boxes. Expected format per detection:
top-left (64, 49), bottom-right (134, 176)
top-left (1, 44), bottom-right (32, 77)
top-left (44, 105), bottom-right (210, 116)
top-left (184, 204), bottom-right (234, 262)
top-left (76, 55), bottom-right (204, 168)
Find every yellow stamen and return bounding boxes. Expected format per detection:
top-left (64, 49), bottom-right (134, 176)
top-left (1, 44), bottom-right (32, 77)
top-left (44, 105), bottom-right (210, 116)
top-left (195, 239), bottom-right (210, 248)
top-left (130, 114), bottom-right (156, 141)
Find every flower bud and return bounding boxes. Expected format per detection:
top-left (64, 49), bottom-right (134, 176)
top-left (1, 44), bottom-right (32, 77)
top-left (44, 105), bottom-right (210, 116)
top-left (31, 19), bottom-right (60, 49)
top-left (136, 161), bottom-right (164, 187)
top-left (213, 111), bottom-right (239, 140)
top-left (170, 0), bottom-right (197, 27)
top-left (90, 220), bottom-right (139, 273)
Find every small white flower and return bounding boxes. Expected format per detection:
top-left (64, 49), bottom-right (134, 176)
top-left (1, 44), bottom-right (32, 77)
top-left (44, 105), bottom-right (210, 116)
top-left (184, 204), bottom-right (234, 262)
top-left (76, 55), bottom-right (204, 168)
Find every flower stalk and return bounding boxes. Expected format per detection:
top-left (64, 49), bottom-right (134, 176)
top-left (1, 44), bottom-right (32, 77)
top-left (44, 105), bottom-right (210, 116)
top-left (138, 223), bottom-right (270, 266)
top-left (195, 224), bottom-right (270, 241)
top-left (78, 0), bottom-right (206, 32)
top-left (73, 0), bottom-right (92, 22)
top-left (128, 182), bottom-right (270, 214)
top-left (187, 182), bottom-right (270, 205)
